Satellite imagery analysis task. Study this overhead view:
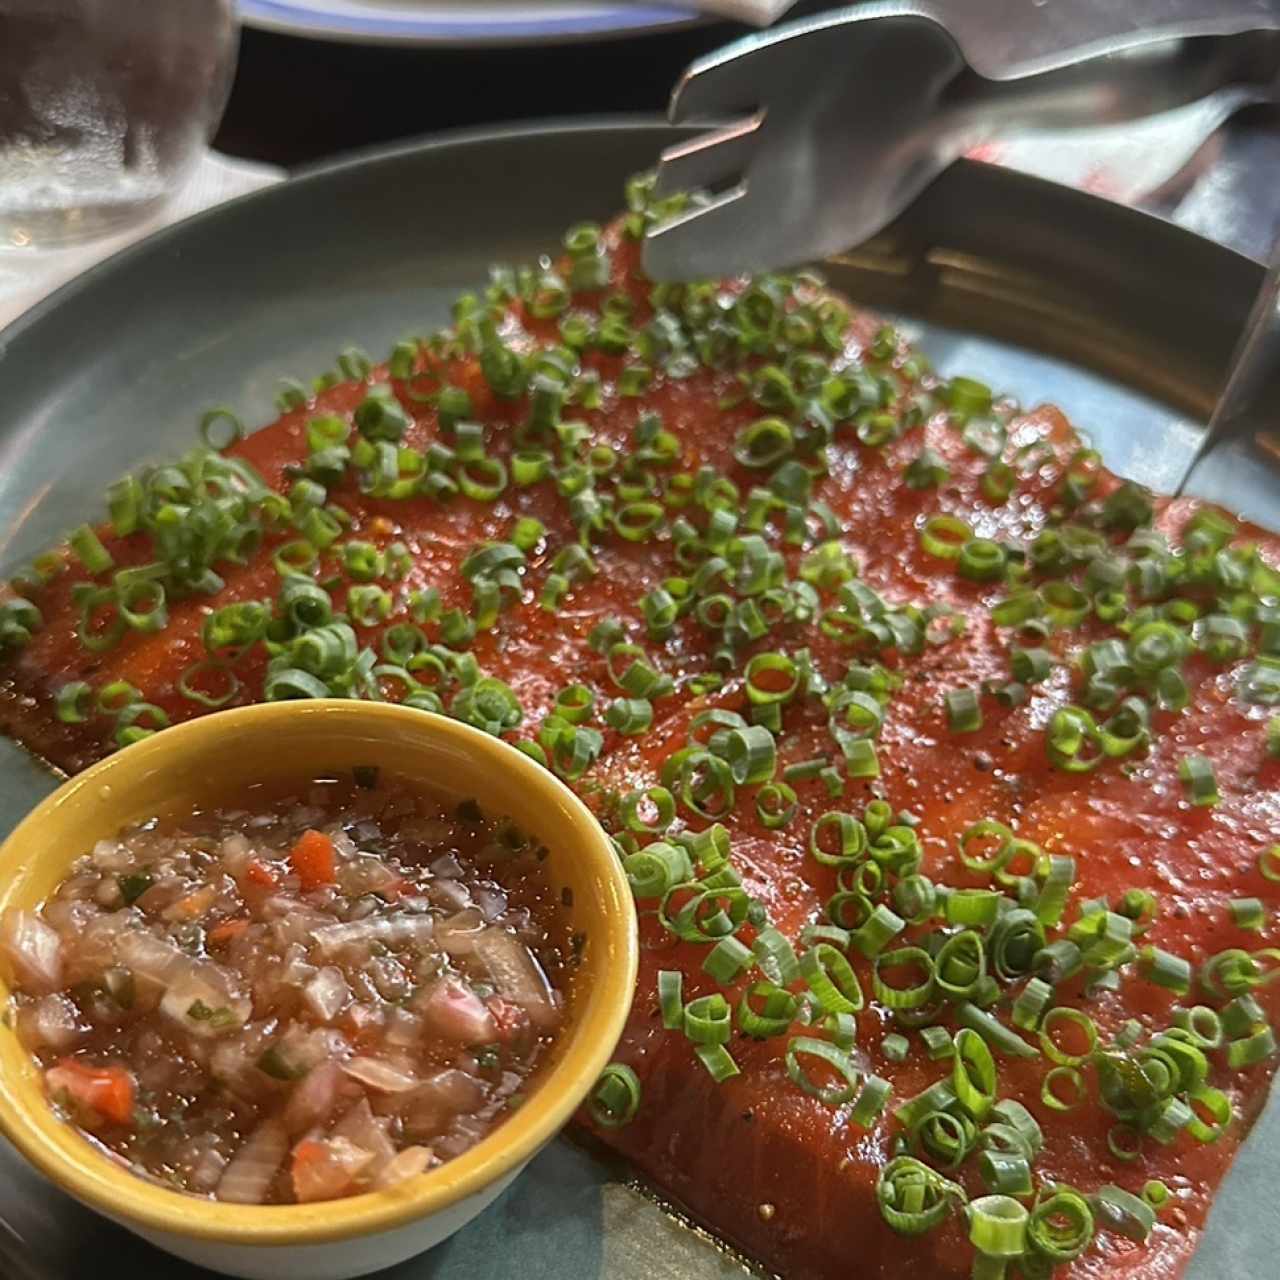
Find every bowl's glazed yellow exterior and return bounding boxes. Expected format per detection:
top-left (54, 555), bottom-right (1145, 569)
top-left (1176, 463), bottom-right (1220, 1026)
top-left (0, 701), bottom-right (637, 1280)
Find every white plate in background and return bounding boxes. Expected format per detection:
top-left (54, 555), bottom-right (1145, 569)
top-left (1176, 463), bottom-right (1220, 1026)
top-left (237, 0), bottom-right (701, 46)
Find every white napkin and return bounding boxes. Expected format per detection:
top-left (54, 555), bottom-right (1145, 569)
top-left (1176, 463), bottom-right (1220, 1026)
top-left (0, 150), bottom-right (284, 333)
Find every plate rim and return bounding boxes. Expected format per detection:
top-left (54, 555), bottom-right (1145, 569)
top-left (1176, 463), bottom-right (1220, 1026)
top-left (237, 0), bottom-right (702, 46)
top-left (1, 112), bottom-right (1262, 365)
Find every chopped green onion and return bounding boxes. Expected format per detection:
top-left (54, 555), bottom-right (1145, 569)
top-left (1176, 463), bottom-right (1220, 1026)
top-left (1261, 845), bottom-right (1280, 882)
top-left (589, 1063), bottom-right (641, 1128)
top-left (1140, 944), bottom-right (1192, 993)
top-left (785, 1036), bottom-right (860, 1105)
top-left (755, 781), bottom-right (798, 830)
top-left (1092, 1185), bottom-right (1155, 1243)
top-left (658, 970), bottom-right (683, 1030)
top-left (957, 538), bottom-right (1007, 583)
top-left (945, 687), bottom-right (983, 734)
top-left (178, 660), bottom-right (241, 708)
top-left (872, 947), bottom-right (936, 1011)
top-left (623, 842), bottom-right (693, 899)
top-left (1227, 1024), bottom-right (1277, 1068)
top-left (694, 1042), bottom-right (740, 1082)
top-left (1179, 753), bottom-right (1220, 806)
top-left (737, 980), bottom-right (798, 1039)
top-left (605, 697), bottom-right (653, 735)
top-left (1028, 1187), bottom-right (1093, 1262)
top-left (978, 1152), bottom-right (1031, 1197)
top-left (703, 936), bottom-right (754, 985)
top-left (683, 993), bottom-right (732, 1045)
top-left (619, 786), bottom-right (675, 835)
top-left (55, 681), bottom-right (94, 724)
top-left (851, 1074), bottom-right (892, 1127)
top-left (752, 927), bottom-right (799, 987)
top-left (1041, 1065), bottom-right (1086, 1111)
top-left (69, 525), bottom-right (113, 575)
top-left (1230, 897), bottom-right (1266, 931)
top-left (882, 1033), bottom-right (910, 1063)
top-left (955, 1002), bottom-right (1039, 1059)
top-left (877, 1156), bottom-right (966, 1236)
top-left (1038, 1007), bottom-right (1097, 1066)
top-left (967, 1194), bottom-right (1028, 1262)
top-left (914, 1027), bottom-right (949, 1062)
top-left (1142, 1180), bottom-right (1170, 1209)
top-left (920, 515), bottom-right (971, 561)
top-left (800, 943), bottom-right (865, 1014)
top-left (952, 1028), bottom-right (997, 1122)
top-left (1011, 977), bottom-right (1052, 1031)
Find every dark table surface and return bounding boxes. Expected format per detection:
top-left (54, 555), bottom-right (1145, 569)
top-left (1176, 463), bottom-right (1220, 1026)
top-left (213, 18), bottom-right (742, 167)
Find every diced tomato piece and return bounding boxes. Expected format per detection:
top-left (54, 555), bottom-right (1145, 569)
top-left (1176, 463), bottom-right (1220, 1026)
top-left (378, 877), bottom-right (411, 902)
top-left (289, 830), bottom-right (336, 890)
top-left (163, 884), bottom-right (218, 922)
top-left (290, 1135), bottom-right (374, 1203)
top-left (487, 997), bottom-right (530, 1043)
top-left (207, 917), bottom-right (251, 946)
top-left (243, 860), bottom-right (279, 889)
top-left (46, 1059), bottom-right (135, 1126)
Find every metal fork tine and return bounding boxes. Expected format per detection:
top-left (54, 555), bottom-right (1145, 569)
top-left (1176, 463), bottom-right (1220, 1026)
top-left (644, 186), bottom-right (751, 283)
top-left (652, 113), bottom-right (764, 200)
top-left (643, 6), bottom-right (1280, 283)
top-left (667, 33), bottom-right (773, 122)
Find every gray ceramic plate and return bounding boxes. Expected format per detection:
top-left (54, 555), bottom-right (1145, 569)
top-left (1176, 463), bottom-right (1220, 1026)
top-left (0, 119), bottom-right (1275, 1280)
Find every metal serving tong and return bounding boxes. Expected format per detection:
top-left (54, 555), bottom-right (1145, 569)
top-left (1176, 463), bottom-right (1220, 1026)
top-left (642, 1), bottom-right (1280, 506)
top-left (1174, 236), bottom-right (1280, 516)
top-left (644, 2), bottom-right (1280, 280)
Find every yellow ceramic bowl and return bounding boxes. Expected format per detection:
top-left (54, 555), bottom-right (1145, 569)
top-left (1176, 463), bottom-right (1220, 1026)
top-left (0, 701), bottom-right (637, 1280)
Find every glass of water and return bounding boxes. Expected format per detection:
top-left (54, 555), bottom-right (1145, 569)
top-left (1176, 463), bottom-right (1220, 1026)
top-left (0, 0), bottom-right (238, 249)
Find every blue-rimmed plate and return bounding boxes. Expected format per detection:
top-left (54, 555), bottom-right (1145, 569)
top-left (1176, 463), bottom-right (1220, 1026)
top-left (238, 0), bottom-right (700, 46)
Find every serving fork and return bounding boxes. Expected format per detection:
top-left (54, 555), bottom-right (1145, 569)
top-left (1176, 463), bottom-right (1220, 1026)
top-left (644, 2), bottom-right (1280, 281)
top-left (642, 1), bottom-right (1280, 512)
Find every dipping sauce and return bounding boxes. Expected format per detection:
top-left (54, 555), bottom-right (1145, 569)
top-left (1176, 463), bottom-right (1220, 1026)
top-left (0, 770), bottom-right (571, 1204)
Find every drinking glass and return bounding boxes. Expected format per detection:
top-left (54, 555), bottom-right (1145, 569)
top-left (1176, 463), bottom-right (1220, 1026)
top-left (0, 0), bottom-right (238, 249)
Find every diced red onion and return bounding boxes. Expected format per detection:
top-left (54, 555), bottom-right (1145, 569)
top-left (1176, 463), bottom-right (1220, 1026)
top-left (303, 966), bottom-right (350, 1022)
top-left (375, 1145), bottom-right (436, 1188)
top-left (472, 887), bottom-right (509, 923)
top-left (385, 1007), bottom-right (423, 1048)
top-left (89, 839), bottom-right (134, 872)
top-left (434, 908), bottom-right (485, 955)
top-left (332, 1098), bottom-right (396, 1176)
top-left (399, 1069), bottom-right (487, 1140)
top-left (428, 851), bottom-right (463, 877)
top-left (19, 993), bottom-right (84, 1051)
top-left (282, 1060), bottom-right (346, 1134)
top-left (217, 1119), bottom-right (287, 1204)
top-left (341, 1056), bottom-right (419, 1094)
top-left (473, 929), bottom-right (559, 1028)
top-left (418, 978), bottom-right (496, 1043)
top-left (117, 931), bottom-right (184, 988)
top-left (1, 909), bottom-right (64, 994)
top-left (311, 914), bottom-right (435, 957)
top-left (160, 974), bottom-right (250, 1037)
